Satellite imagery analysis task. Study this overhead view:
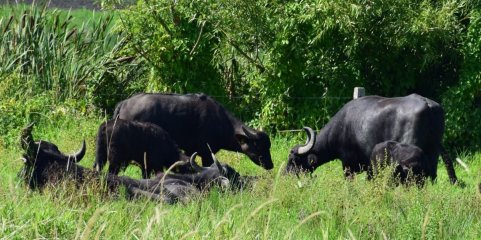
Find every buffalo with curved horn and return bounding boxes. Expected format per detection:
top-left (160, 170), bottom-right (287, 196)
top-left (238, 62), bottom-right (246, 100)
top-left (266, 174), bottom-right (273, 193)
top-left (286, 94), bottom-right (458, 184)
top-left (20, 123), bottom-right (87, 189)
top-left (18, 124), bottom-right (244, 203)
top-left (18, 123), bottom-right (197, 203)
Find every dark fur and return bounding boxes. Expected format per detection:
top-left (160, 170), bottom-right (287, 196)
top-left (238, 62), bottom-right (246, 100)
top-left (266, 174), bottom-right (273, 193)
top-left (286, 94), bottom-right (458, 183)
top-left (93, 119), bottom-right (191, 178)
top-left (113, 93), bottom-right (273, 169)
top-left (370, 141), bottom-right (428, 184)
top-left (156, 160), bottom-right (244, 191)
top-left (19, 124), bottom-right (242, 203)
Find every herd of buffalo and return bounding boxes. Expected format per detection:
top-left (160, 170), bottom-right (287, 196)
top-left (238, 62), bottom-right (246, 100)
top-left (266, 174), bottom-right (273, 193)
top-left (18, 92), bottom-right (461, 203)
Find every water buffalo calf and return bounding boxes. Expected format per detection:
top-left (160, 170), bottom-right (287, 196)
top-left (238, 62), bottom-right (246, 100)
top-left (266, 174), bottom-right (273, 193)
top-left (93, 119), bottom-right (191, 178)
top-left (370, 141), bottom-right (428, 183)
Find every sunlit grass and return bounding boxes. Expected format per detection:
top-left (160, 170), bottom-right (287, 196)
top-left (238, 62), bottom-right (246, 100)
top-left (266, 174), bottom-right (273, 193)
top-left (1, 114), bottom-right (481, 239)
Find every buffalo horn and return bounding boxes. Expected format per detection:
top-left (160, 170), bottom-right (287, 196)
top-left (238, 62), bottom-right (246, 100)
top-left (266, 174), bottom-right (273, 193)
top-left (213, 155), bottom-right (224, 175)
top-left (67, 140), bottom-right (86, 162)
top-left (206, 144), bottom-right (224, 174)
top-left (189, 152), bottom-right (204, 171)
top-left (242, 126), bottom-right (257, 139)
top-left (297, 127), bottom-right (315, 155)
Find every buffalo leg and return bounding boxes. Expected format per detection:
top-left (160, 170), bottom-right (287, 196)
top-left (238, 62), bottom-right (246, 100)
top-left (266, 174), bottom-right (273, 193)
top-left (440, 147), bottom-right (458, 184)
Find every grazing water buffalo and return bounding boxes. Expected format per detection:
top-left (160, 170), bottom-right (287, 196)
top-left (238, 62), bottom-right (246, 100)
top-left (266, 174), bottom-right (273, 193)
top-left (370, 141), bottom-right (428, 184)
top-left (113, 93), bottom-right (273, 169)
top-left (19, 124), bottom-right (241, 203)
top-left (286, 94), bottom-right (458, 183)
top-left (93, 119), bottom-right (192, 178)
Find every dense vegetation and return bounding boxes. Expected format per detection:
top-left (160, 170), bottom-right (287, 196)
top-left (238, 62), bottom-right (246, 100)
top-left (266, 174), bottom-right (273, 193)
top-left (1, 1), bottom-right (481, 150)
top-left (1, 1), bottom-right (481, 238)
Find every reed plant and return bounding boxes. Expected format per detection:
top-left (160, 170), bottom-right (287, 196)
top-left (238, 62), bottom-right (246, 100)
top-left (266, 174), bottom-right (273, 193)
top-left (0, 3), bottom-right (120, 101)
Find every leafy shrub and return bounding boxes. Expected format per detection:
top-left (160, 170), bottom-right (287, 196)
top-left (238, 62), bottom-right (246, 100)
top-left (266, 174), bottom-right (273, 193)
top-left (442, 9), bottom-right (481, 150)
top-left (0, 76), bottom-right (92, 147)
top-left (120, 0), bottom-right (225, 94)
top-left (116, 0), bottom-right (470, 132)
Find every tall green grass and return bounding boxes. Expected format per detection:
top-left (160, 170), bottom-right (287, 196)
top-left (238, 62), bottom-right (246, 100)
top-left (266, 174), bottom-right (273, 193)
top-left (0, 4), bottom-right (140, 147)
top-left (1, 114), bottom-right (480, 239)
top-left (0, 3), bottom-right (119, 100)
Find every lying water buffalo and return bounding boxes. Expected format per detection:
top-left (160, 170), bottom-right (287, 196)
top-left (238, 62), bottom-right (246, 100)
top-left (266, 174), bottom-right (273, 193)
top-left (370, 140), bottom-right (428, 184)
top-left (286, 94), bottom-right (458, 184)
top-left (93, 119), bottom-right (192, 178)
top-left (19, 124), bottom-right (241, 203)
top-left (113, 93), bottom-right (273, 169)
top-left (158, 152), bottom-right (244, 190)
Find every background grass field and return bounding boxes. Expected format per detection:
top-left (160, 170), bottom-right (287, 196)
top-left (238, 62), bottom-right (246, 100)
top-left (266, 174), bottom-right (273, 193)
top-left (1, 115), bottom-right (480, 239)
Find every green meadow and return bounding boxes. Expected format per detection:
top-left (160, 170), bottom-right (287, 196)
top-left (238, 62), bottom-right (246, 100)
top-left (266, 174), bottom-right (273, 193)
top-left (1, 115), bottom-right (481, 239)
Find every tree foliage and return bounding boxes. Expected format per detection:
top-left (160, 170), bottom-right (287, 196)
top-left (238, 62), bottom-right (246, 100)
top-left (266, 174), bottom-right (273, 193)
top-left (443, 9), bottom-right (481, 150)
top-left (116, 0), bottom-right (475, 135)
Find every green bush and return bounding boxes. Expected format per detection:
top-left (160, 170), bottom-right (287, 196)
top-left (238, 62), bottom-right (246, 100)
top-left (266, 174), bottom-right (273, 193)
top-left (117, 0), bottom-right (470, 132)
top-left (120, 0), bottom-right (225, 94)
top-left (442, 9), bottom-right (481, 150)
top-left (0, 78), bottom-right (91, 147)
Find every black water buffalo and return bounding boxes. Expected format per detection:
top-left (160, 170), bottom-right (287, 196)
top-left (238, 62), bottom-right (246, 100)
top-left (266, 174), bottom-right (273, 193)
top-left (19, 124), bottom-right (241, 203)
top-left (370, 141), bottom-right (428, 183)
top-left (107, 153), bottom-right (241, 203)
top-left (157, 152), bottom-right (243, 190)
top-left (113, 93), bottom-right (273, 169)
top-left (286, 94), bottom-right (458, 184)
top-left (93, 119), bottom-right (192, 178)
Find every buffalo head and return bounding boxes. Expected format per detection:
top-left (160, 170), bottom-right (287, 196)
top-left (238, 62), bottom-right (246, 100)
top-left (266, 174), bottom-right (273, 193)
top-left (285, 127), bottom-right (319, 175)
top-left (236, 126), bottom-right (273, 170)
top-left (19, 123), bottom-right (86, 189)
top-left (190, 152), bottom-right (243, 190)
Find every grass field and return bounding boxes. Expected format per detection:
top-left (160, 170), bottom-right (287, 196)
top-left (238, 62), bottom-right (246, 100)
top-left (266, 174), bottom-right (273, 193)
top-left (1, 115), bottom-right (481, 239)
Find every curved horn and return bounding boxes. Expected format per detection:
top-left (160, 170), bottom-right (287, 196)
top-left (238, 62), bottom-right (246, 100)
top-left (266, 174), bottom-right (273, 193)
top-left (189, 152), bottom-right (204, 171)
top-left (206, 143), bottom-right (225, 175)
top-left (242, 126), bottom-right (258, 139)
top-left (297, 127), bottom-right (315, 155)
top-left (67, 140), bottom-right (86, 162)
top-left (214, 156), bottom-right (224, 175)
